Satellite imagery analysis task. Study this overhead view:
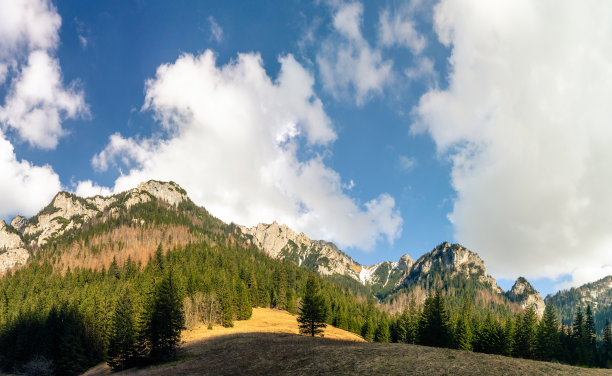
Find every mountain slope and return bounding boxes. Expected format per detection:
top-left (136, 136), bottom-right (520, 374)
top-left (546, 275), bottom-right (612, 333)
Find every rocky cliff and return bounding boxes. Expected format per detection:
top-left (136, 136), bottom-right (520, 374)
top-left (0, 220), bottom-right (29, 273)
top-left (506, 277), bottom-right (546, 317)
top-left (239, 221), bottom-right (363, 278)
top-left (403, 242), bottom-right (503, 294)
top-left (0, 180), bottom-right (189, 273)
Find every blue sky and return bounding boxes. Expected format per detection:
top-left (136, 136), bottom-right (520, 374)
top-left (2, 0), bottom-right (612, 297)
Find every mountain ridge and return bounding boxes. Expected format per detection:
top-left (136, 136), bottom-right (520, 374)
top-left (2, 179), bottom-right (605, 319)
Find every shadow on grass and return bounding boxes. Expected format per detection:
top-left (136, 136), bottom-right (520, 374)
top-left (105, 332), bottom-right (611, 376)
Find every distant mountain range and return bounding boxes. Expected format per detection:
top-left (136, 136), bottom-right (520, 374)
top-left (0, 180), bottom-right (609, 326)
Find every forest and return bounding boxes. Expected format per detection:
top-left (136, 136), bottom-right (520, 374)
top-left (0, 199), bottom-right (610, 374)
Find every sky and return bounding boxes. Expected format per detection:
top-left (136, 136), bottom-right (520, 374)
top-left (1, 0), bottom-right (612, 297)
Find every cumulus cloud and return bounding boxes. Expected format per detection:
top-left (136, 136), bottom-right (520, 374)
top-left (74, 179), bottom-right (113, 198)
top-left (317, 2), bottom-right (393, 105)
top-left (0, 129), bottom-right (61, 218)
top-left (413, 0), bottom-right (612, 287)
top-left (0, 0), bottom-right (88, 149)
top-left (0, 0), bottom-right (85, 217)
top-left (93, 50), bottom-right (402, 250)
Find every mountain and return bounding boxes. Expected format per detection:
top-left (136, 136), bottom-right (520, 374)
top-left (505, 277), bottom-right (546, 317)
top-left (545, 275), bottom-right (612, 333)
top-left (240, 224), bottom-right (529, 315)
top-left (2, 181), bottom-right (539, 316)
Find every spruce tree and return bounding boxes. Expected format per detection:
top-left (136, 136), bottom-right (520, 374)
top-left (107, 289), bottom-right (138, 371)
top-left (602, 319), bottom-right (612, 368)
top-left (455, 293), bottom-right (473, 351)
top-left (585, 305), bottom-right (597, 366)
top-left (572, 306), bottom-right (586, 364)
top-left (147, 269), bottom-right (185, 361)
top-left (514, 305), bottom-right (537, 359)
top-left (418, 289), bottom-right (452, 348)
top-left (374, 320), bottom-right (391, 343)
top-left (361, 316), bottom-right (375, 341)
top-left (535, 304), bottom-right (561, 361)
top-left (297, 274), bottom-right (327, 337)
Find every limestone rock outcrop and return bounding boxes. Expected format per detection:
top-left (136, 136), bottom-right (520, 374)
top-left (506, 277), bottom-right (546, 317)
top-left (240, 221), bottom-right (362, 278)
top-left (0, 220), bottom-right (29, 273)
top-left (407, 242), bottom-right (503, 293)
top-left (10, 216), bottom-right (27, 233)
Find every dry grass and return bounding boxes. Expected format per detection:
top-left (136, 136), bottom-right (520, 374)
top-left (182, 308), bottom-right (364, 344)
top-left (83, 308), bottom-right (611, 376)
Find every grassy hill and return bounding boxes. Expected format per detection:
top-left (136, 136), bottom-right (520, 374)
top-left (81, 308), bottom-right (608, 376)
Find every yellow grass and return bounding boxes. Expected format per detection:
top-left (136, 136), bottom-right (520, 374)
top-left (182, 308), bottom-right (365, 344)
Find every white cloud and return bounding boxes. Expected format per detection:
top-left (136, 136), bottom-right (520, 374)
top-left (208, 16), bottom-right (223, 43)
top-left (93, 50), bottom-right (402, 250)
top-left (74, 179), bottom-right (112, 197)
top-left (78, 35), bottom-right (87, 49)
top-left (379, 7), bottom-right (426, 54)
top-left (1, 50), bottom-right (87, 149)
top-left (0, 129), bottom-right (61, 218)
top-left (0, 0), bottom-right (86, 218)
top-left (399, 155), bottom-right (416, 171)
top-left (0, 0), bottom-right (88, 149)
top-left (317, 2), bottom-right (393, 105)
top-left (413, 0), bottom-right (612, 287)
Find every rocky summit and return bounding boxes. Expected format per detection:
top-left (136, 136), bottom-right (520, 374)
top-left (0, 180), bottom-right (188, 273)
top-left (506, 277), bottom-right (546, 317)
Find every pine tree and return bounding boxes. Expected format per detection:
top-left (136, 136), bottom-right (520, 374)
top-left (572, 306), bottom-right (586, 365)
top-left (418, 289), bottom-right (452, 348)
top-left (535, 304), bottom-right (561, 361)
top-left (220, 282), bottom-right (234, 327)
top-left (514, 305), bottom-right (537, 359)
top-left (147, 269), bottom-right (185, 361)
top-left (602, 319), bottom-right (612, 368)
top-left (107, 289), bottom-right (138, 371)
top-left (455, 293), bottom-right (473, 351)
top-left (585, 305), bottom-right (597, 366)
top-left (374, 320), bottom-right (391, 343)
top-left (297, 274), bottom-right (327, 337)
top-left (361, 316), bottom-right (375, 342)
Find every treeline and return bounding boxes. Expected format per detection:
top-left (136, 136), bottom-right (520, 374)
top-left (0, 242), bottom-right (382, 375)
top-left (372, 290), bottom-right (612, 368)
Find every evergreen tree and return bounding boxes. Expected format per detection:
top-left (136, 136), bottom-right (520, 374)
top-left (514, 305), bottom-right (537, 359)
top-left (535, 304), bottom-right (561, 361)
top-left (374, 320), bottom-right (391, 343)
top-left (418, 289), bottom-right (452, 348)
top-left (602, 319), bottom-right (612, 368)
top-left (107, 289), bottom-right (138, 371)
top-left (220, 282), bottom-right (235, 327)
top-left (572, 306), bottom-right (586, 365)
top-left (361, 316), bottom-right (375, 342)
top-left (297, 274), bottom-right (327, 337)
top-left (454, 293), bottom-right (473, 351)
top-left (147, 269), bottom-right (185, 361)
top-left (585, 305), bottom-right (597, 365)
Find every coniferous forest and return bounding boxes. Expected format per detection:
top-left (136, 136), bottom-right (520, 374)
top-left (0, 199), bottom-right (610, 374)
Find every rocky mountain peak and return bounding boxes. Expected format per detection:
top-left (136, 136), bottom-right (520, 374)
top-left (239, 221), bottom-right (361, 277)
top-left (408, 242), bottom-right (502, 293)
top-left (136, 180), bottom-right (187, 207)
top-left (10, 216), bottom-right (27, 233)
top-left (398, 254), bottom-right (414, 270)
top-left (506, 277), bottom-right (545, 317)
